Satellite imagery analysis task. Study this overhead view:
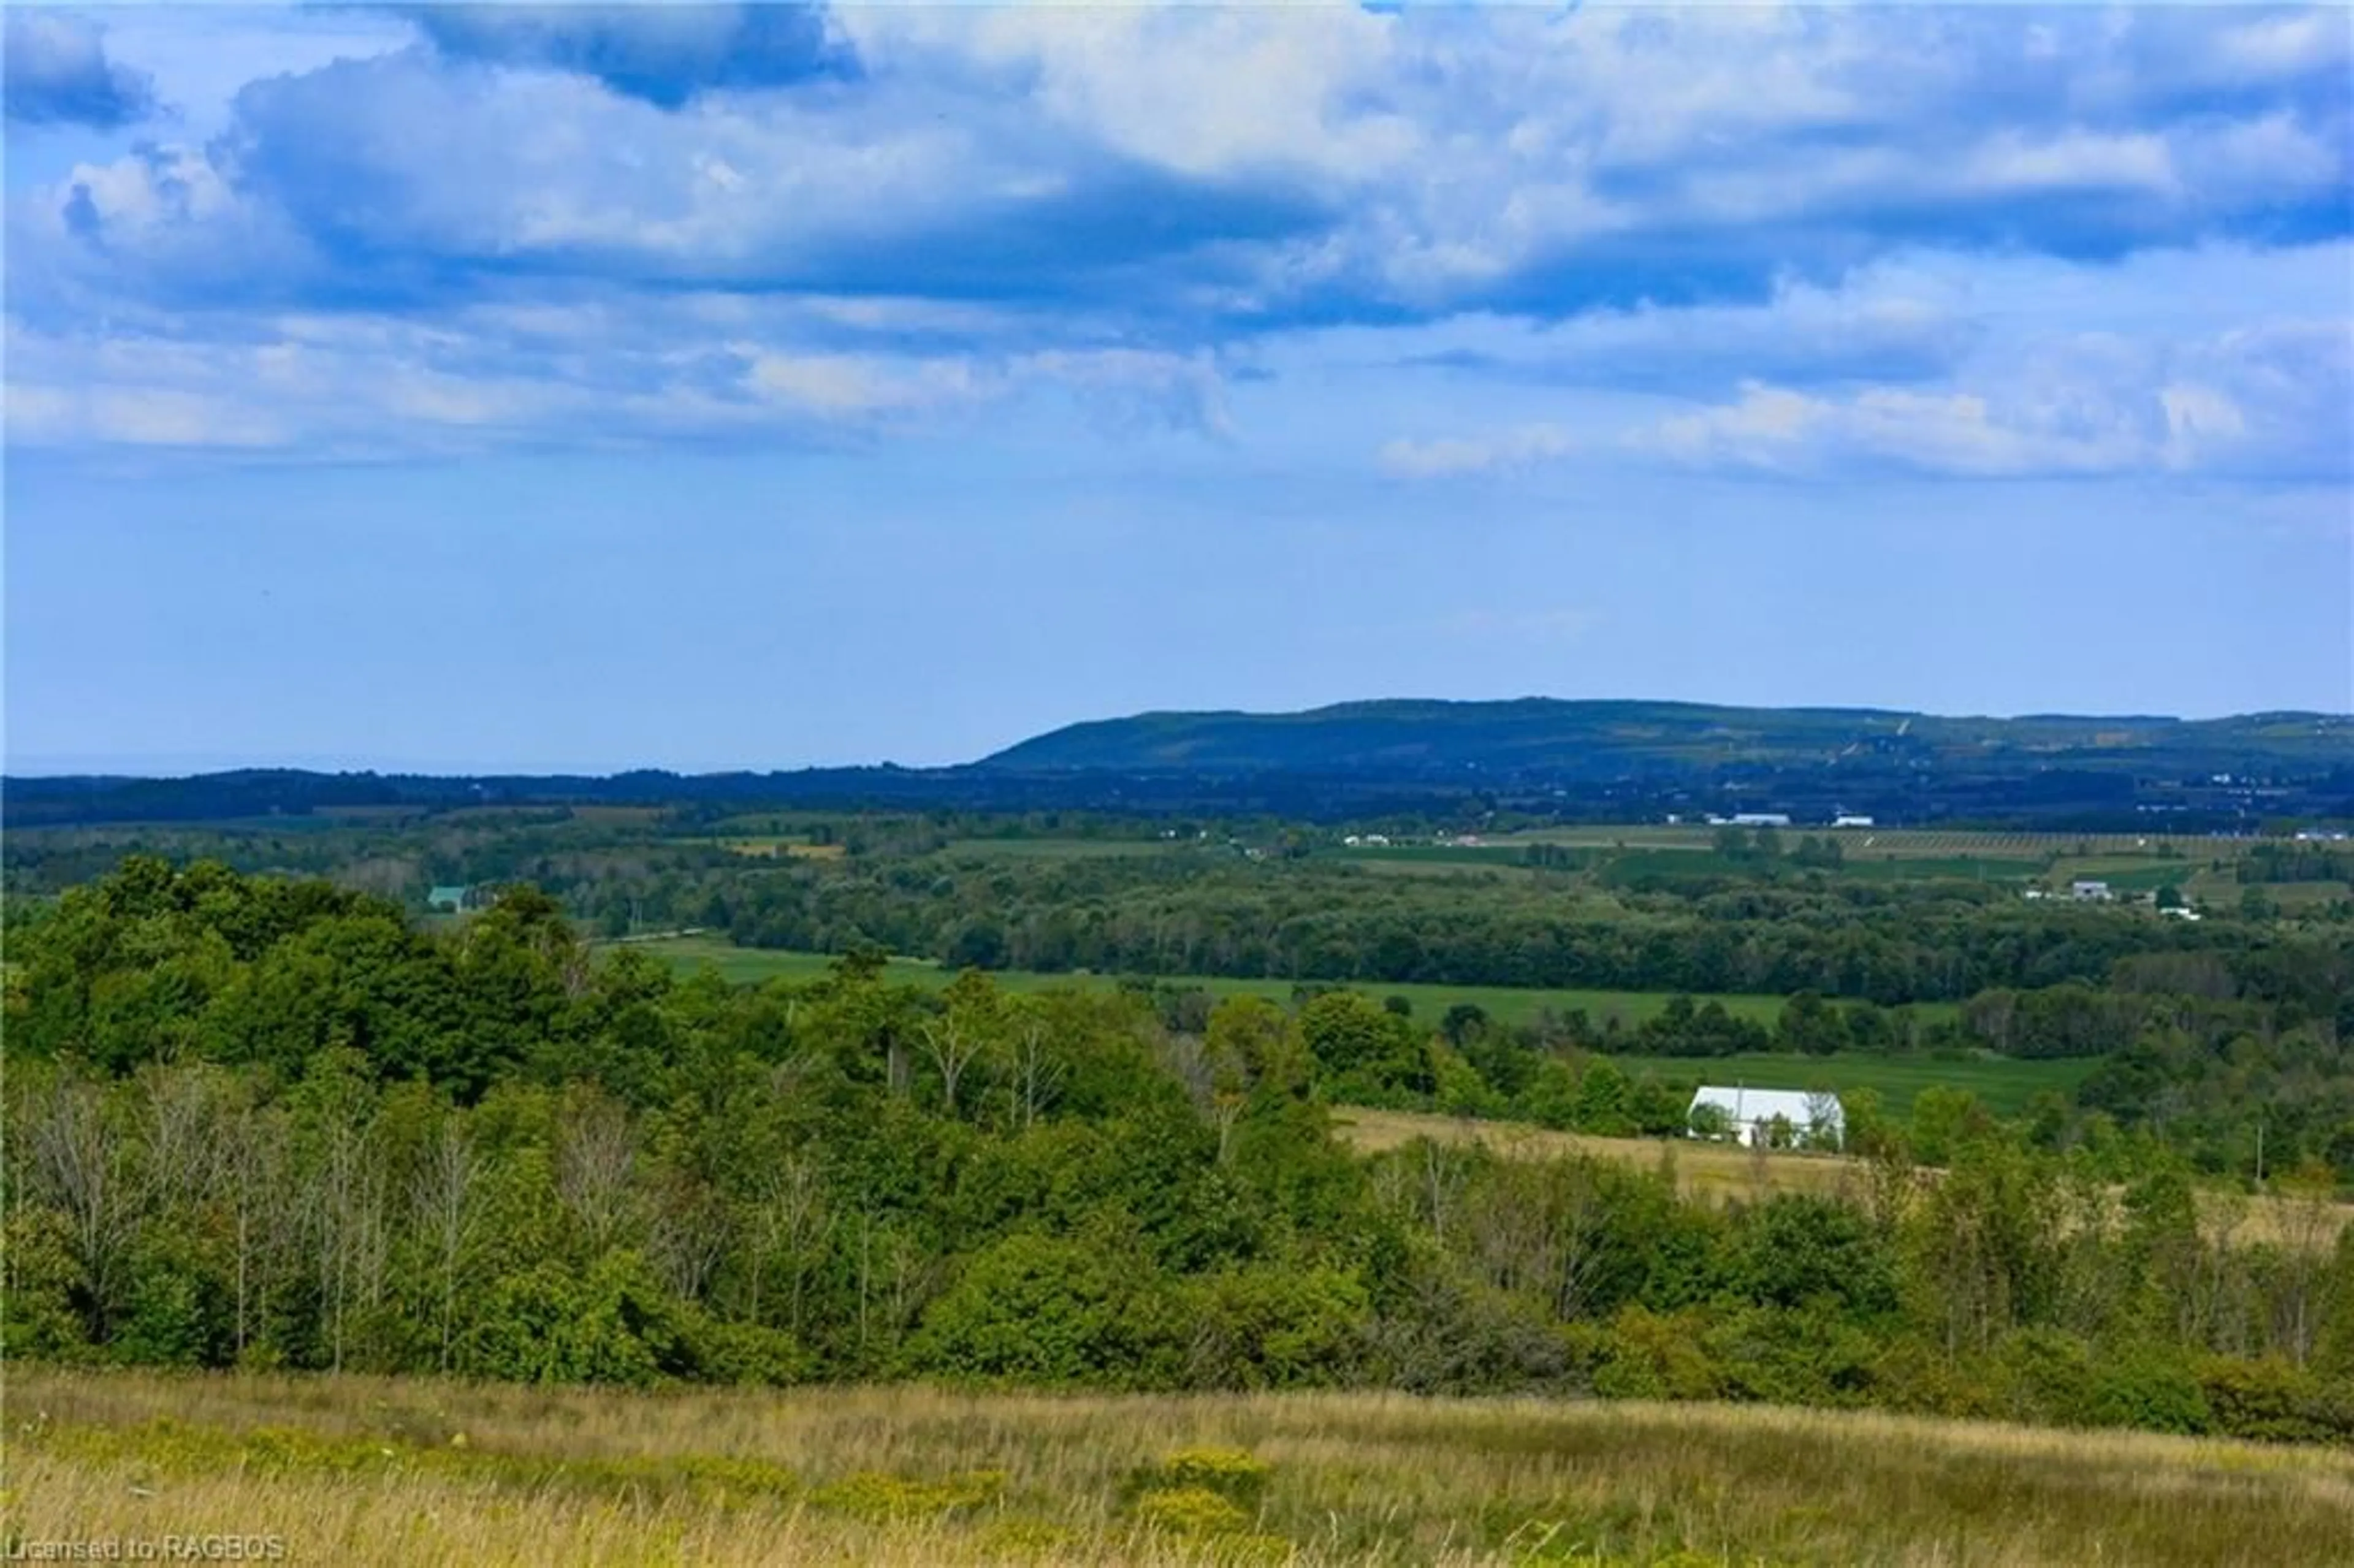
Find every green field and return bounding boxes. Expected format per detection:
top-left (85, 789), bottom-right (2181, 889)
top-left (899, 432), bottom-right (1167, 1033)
top-left (1599, 1050), bottom-right (2099, 1117)
top-left (621, 937), bottom-right (1967, 1032)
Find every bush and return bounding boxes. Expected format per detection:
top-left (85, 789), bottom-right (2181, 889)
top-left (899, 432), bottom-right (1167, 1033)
top-left (1140, 1447), bottom-right (1271, 1510)
top-left (686, 1317), bottom-right (809, 1387)
top-left (1586, 1306), bottom-right (1723, 1401)
top-left (1992, 1329), bottom-right (2097, 1427)
top-left (905, 1233), bottom-right (1179, 1387)
top-left (1701, 1304), bottom-right (1881, 1407)
top-left (463, 1253), bottom-right (693, 1387)
top-left (811, 1469), bottom-right (1005, 1520)
top-left (1133, 1485), bottom-right (1249, 1537)
top-left (2086, 1349), bottom-right (2211, 1436)
top-left (2197, 1356), bottom-right (2354, 1444)
top-left (1179, 1266), bottom-right (1370, 1390)
top-left (2, 1207), bottom-right (93, 1362)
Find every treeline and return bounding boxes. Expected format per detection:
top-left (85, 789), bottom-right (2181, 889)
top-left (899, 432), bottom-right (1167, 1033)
top-left (13, 857), bottom-right (2353, 1175)
top-left (707, 852), bottom-right (2352, 1014)
top-left (6, 864), bottom-right (2353, 1444)
top-left (7, 859), bottom-right (2354, 1445)
top-left (2242, 842), bottom-right (2354, 884)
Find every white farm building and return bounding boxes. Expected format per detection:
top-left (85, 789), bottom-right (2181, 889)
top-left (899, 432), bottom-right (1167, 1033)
top-left (1688, 1086), bottom-right (1845, 1150)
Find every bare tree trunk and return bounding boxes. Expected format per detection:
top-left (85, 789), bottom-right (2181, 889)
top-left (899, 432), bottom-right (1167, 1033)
top-left (413, 1118), bottom-right (482, 1373)
top-left (25, 1075), bottom-right (134, 1342)
top-left (744, 1155), bottom-right (827, 1331)
top-left (555, 1090), bottom-right (639, 1254)
top-left (920, 1019), bottom-right (984, 1119)
top-left (226, 1106), bottom-right (290, 1363)
top-left (1008, 1025), bottom-right (1064, 1130)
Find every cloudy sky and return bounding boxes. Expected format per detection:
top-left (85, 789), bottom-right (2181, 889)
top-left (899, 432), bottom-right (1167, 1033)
top-left (5, 2), bottom-right (2350, 772)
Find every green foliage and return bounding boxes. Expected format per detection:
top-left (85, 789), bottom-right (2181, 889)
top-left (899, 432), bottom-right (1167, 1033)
top-left (1136, 1446), bottom-right (1272, 1510)
top-left (2085, 1349), bottom-right (2212, 1435)
top-left (465, 1254), bottom-right (695, 1387)
top-left (1179, 1266), bottom-right (1371, 1390)
top-left (1, 1207), bottom-right (91, 1362)
top-left (809, 1468), bottom-right (1005, 1520)
top-left (2196, 1356), bottom-right (2354, 1444)
top-left (905, 1233), bottom-right (1178, 1387)
top-left (1584, 1307), bottom-right (1724, 1401)
top-left (1132, 1485), bottom-right (1251, 1537)
top-left (4, 854), bottom-right (2349, 1447)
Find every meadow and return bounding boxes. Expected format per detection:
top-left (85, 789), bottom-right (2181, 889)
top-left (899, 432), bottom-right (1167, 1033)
top-left (1330, 1108), bottom-right (2354, 1249)
top-left (623, 935), bottom-right (1846, 1030)
top-left (1593, 1051), bottom-right (2098, 1118)
top-left (12, 1368), bottom-right (2353, 1567)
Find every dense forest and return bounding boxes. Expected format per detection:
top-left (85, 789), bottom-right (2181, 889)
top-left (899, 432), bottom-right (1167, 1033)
top-left (8, 802), bottom-right (2353, 1178)
top-left (6, 858), bottom-right (2351, 1444)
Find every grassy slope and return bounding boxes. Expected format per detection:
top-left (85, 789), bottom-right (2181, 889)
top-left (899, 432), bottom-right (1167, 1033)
top-left (1331, 1108), bottom-right (2354, 1249)
top-left (1333, 1106), bottom-right (1862, 1206)
top-left (15, 1368), bottom-right (2354, 1567)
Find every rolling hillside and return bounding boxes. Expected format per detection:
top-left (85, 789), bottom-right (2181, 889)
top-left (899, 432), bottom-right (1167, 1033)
top-left (980, 698), bottom-right (2352, 778)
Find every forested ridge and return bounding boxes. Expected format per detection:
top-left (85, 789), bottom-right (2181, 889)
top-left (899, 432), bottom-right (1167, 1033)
top-left (6, 856), bottom-right (2352, 1445)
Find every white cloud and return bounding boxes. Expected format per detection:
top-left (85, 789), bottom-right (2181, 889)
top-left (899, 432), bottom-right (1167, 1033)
top-left (4, 6), bottom-right (2345, 473)
top-left (0, 306), bottom-right (1233, 459)
top-left (1381, 424), bottom-right (1580, 478)
top-left (1629, 316), bottom-right (2350, 481)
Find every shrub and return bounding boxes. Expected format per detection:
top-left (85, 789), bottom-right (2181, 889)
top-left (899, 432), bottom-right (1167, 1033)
top-left (1993, 1328), bottom-right (2097, 1428)
top-left (1180, 1266), bottom-right (1371, 1390)
top-left (1133, 1485), bottom-right (1249, 1537)
top-left (2197, 1355), bottom-right (2354, 1444)
top-left (1589, 1306), bottom-right (1723, 1402)
top-left (463, 1252), bottom-right (693, 1387)
top-left (1142, 1447), bottom-right (1271, 1510)
top-left (2, 1207), bottom-right (93, 1362)
top-left (905, 1233), bottom-right (1179, 1387)
top-left (2086, 1349), bottom-right (2211, 1436)
top-left (810, 1469), bottom-right (1005, 1520)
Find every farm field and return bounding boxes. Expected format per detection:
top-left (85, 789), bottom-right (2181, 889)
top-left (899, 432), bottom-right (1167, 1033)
top-left (1504, 825), bottom-right (2248, 856)
top-left (941, 836), bottom-right (1190, 860)
top-left (1322, 824), bottom-right (2268, 902)
top-left (1595, 1050), bottom-right (2100, 1118)
top-left (620, 936), bottom-right (1925, 1030)
top-left (1333, 1106), bottom-right (1864, 1205)
top-left (1333, 1108), bottom-right (2354, 1248)
top-left (15, 1368), bottom-right (2354, 1568)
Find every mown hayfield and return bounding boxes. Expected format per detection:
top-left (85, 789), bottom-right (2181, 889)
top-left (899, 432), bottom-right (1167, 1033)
top-left (1333, 1107), bottom-right (1860, 1207)
top-left (1332, 1109), bottom-right (2354, 1250)
top-left (10, 1368), bottom-right (2353, 1567)
top-left (623, 938), bottom-right (1845, 1031)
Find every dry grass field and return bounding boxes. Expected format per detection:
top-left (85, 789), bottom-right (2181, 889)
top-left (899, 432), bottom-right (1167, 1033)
top-left (1331, 1109), bottom-right (2354, 1249)
top-left (9, 1368), bottom-right (2353, 1567)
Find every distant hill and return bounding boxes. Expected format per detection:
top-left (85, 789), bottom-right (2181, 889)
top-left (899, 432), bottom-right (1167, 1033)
top-left (6, 701), bottom-right (2347, 833)
top-left (979, 698), bottom-right (2352, 778)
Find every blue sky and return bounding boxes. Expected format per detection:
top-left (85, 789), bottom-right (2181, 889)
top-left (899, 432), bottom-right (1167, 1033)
top-left (5, 3), bottom-right (2350, 773)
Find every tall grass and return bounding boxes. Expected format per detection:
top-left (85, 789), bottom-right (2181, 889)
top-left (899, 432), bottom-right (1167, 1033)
top-left (9, 1368), bottom-right (2350, 1566)
top-left (1332, 1108), bottom-right (2353, 1247)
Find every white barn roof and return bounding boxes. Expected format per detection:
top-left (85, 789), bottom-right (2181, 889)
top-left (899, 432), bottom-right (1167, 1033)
top-left (1688, 1086), bottom-right (1842, 1128)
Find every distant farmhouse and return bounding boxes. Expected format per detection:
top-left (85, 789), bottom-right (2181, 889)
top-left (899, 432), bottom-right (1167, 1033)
top-left (425, 884), bottom-right (473, 914)
top-left (1688, 1086), bottom-right (1845, 1150)
top-left (2070, 879), bottom-right (2114, 902)
top-left (1832, 814), bottom-right (1875, 828)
